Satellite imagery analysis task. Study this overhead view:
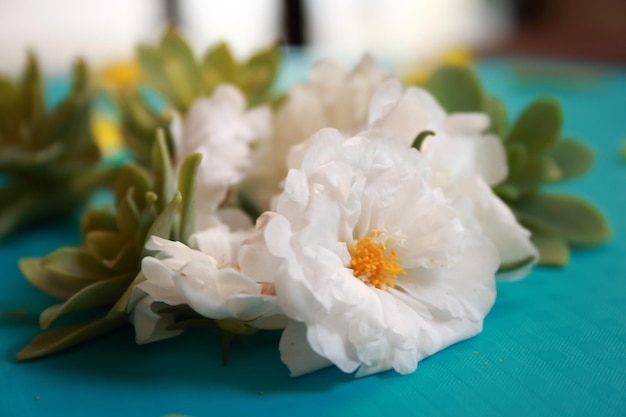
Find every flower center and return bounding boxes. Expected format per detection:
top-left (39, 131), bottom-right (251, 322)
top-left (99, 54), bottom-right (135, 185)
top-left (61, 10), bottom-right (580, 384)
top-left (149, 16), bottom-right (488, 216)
top-left (349, 231), bottom-right (406, 290)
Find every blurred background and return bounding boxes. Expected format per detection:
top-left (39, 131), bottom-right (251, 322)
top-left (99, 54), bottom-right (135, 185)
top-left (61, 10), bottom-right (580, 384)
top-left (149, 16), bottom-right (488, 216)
top-left (0, 0), bottom-right (624, 75)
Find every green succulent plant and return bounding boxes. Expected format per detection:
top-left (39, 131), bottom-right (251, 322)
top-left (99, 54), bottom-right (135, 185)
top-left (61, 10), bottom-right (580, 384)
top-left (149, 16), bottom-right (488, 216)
top-left (424, 65), bottom-right (610, 266)
top-left (116, 30), bottom-right (281, 165)
top-left (0, 54), bottom-right (111, 238)
top-left (17, 132), bottom-right (201, 360)
top-left (138, 30), bottom-right (280, 111)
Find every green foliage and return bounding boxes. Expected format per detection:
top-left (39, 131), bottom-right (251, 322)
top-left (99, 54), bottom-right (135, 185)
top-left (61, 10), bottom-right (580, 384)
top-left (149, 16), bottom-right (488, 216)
top-left (140, 30), bottom-right (280, 108)
top-left (17, 133), bottom-right (202, 360)
top-left (119, 29), bottom-right (280, 165)
top-left (424, 65), bottom-right (610, 266)
top-left (0, 54), bottom-right (113, 238)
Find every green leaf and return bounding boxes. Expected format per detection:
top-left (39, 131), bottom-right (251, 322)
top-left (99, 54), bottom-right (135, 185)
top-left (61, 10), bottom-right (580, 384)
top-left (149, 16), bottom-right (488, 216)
top-left (411, 130), bottom-right (435, 151)
top-left (425, 66), bottom-right (486, 113)
top-left (116, 187), bottom-right (141, 236)
top-left (506, 141), bottom-right (528, 177)
top-left (498, 255), bottom-right (536, 273)
top-left (19, 52), bottom-right (44, 126)
top-left (137, 45), bottom-right (178, 107)
top-left (152, 130), bottom-right (175, 212)
top-left (107, 272), bottom-right (145, 319)
top-left (241, 43), bottom-right (280, 105)
top-left (114, 163), bottom-right (151, 208)
top-left (16, 316), bottom-right (128, 361)
top-left (80, 206), bottom-right (118, 235)
top-left (514, 194), bottom-right (611, 245)
top-left (237, 191), bottom-right (261, 222)
top-left (549, 138), bottom-right (594, 180)
top-left (136, 191), bottom-right (159, 244)
top-left (85, 231), bottom-right (129, 263)
top-left (101, 242), bottom-right (139, 272)
top-left (19, 258), bottom-right (104, 300)
top-left (531, 233), bottom-right (570, 266)
top-left (39, 275), bottom-right (133, 330)
top-left (177, 153), bottom-right (202, 244)
top-left (71, 58), bottom-right (89, 94)
top-left (485, 96), bottom-right (507, 137)
top-left (69, 165), bottom-right (119, 197)
top-left (507, 98), bottom-right (562, 156)
top-left (216, 319), bottom-right (259, 335)
top-left (493, 183), bottom-right (521, 202)
top-left (512, 155), bottom-right (562, 183)
top-left (118, 90), bottom-right (171, 165)
top-left (41, 248), bottom-right (112, 280)
top-left (0, 188), bottom-right (37, 238)
top-left (202, 42), bottom-right (237, 93)
top-left (159, 30), bottom-right (201, 111)
top-left (144, 192), bottom-right (181, 245)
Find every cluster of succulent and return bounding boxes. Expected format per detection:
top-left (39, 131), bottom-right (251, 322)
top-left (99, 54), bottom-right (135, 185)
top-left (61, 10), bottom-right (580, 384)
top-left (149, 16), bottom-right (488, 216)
top-left (0, 55), bottom-right (110, 238)
top-left (12, 30), bottom-right (283, 360)
top-left (118, 30), bottom-right (280, 165)
top-left (424, 66), bottom-right (610, 266)
top-left (17, 134), bottom-right (201, 360)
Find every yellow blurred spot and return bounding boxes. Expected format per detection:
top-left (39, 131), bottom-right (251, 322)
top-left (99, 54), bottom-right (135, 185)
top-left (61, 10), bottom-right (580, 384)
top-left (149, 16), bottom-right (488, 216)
top-left (91, 115), bottom-right (123, 154)
top-left (403, 49), bottom-right (473, 86)
top-left (99, 60), bottom-right (141, 90)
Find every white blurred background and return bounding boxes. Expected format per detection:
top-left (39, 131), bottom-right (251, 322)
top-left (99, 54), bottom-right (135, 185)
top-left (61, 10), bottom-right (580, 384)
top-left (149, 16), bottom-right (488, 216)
top-left (0, 0), bottom-right (623, 75)
top-left (0, 0), bottom-right (513, 73)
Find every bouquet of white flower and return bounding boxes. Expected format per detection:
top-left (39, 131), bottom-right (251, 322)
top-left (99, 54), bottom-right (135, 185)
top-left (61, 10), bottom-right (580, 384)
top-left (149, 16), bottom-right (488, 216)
top-left (14, 31), bottom-right (609, 378)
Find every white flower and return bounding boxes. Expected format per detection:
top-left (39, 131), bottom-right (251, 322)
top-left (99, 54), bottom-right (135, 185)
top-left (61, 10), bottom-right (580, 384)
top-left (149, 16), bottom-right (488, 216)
top-left (367, 78), bottom-right (538, 279)
top-left (245, 129), bottom-right (498, 377)
top-left (129, 225), bottom-right (285, 344)
top-left (171, 84), bottom-right (271, 229)
top-left (239, 56), bottom-right (389, 211)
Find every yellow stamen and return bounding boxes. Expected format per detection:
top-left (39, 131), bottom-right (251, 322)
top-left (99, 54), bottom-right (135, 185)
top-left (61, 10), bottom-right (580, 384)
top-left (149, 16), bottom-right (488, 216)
top-left (349, 231), bottom-right (406, 290)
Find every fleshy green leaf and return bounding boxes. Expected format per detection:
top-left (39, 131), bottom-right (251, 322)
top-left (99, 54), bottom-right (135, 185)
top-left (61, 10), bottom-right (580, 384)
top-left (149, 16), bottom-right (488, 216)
top-left (19, 257), bottom-right (108, 301)
top-left (493, 183), bottom-right (521, 202)
top-left (16, 316), bottom-right (128, 361)
top-left (101, 242), bottom-right (139, 272)
top-left (177, 153), bottom-right (202, 244)
top-left (144, 192), bottom-right (181, 245)
top-left (506, 141), bottom-right (528, 177)
top-left (531, 233), bottom-right (570, 266)
top-left (19, 52), bottom-right (44, 127)
top-left (137, 45), bottom-right (179, 107)
top-left (411, 130), bottom-right (435, 151)
top-left (159, 30), bottom-right (201, 111)
top-left (486, 96), bottom-right (507, 137)
top-left (136, 191), bottom-right (159, 244)
top-left (425, 66), bottom-right (486, 113)
top-left (85, 231), bottom-right (129, 263)
top-left (514, 194), bottom-right (611, 245)
top-left (152, 130), bottom-right (175, 212)
top-left (116, 187), bottom-right (141, 236)
top-left (202, 42), bottom-right (237, 93)
top-left (549, 138), bottom-right (594, 180)
top-left (39, 275), bottom-right (133, 330)
top-left (107, 272), bottom-right (145, 319)
top-left (498, 255), bottom-right (536, 273)
top-left (80, 206), bottom-right (117, 236)
top-left (512, 155), bottom-right (562, 184)
top-left (114, 163), bottom-right (151, 208)
top-left (507, 98), bottom-right (562, 156)
top-left (41, 248), bottom-right (112, 280)
top-left (216, 319), bottom-right (259, 336)
top-left (240, 43), bottom-right (280, 105)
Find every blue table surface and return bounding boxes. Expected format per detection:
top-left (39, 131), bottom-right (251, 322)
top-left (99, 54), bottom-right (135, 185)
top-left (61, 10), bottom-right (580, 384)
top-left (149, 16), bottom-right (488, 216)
top-left (1, 55), bottom-right (625, 417)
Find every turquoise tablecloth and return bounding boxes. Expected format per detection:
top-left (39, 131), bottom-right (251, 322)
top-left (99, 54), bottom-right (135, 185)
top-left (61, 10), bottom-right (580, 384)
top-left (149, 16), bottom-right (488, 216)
top-left (1, 56), bottom-right (625, 417)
